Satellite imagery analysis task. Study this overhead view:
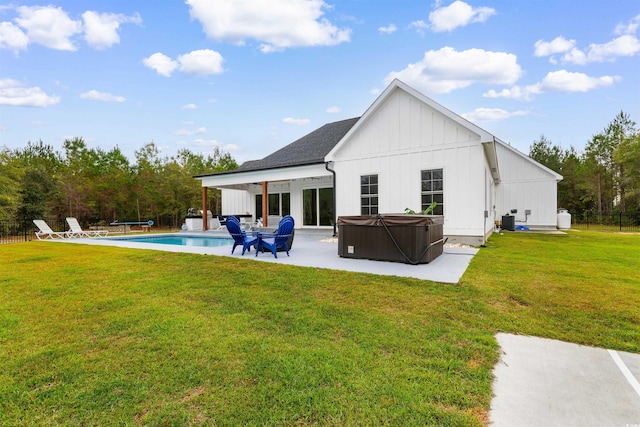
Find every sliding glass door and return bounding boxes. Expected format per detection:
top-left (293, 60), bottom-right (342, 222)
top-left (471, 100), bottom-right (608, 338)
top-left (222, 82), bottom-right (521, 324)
top-left (303, 188), bottom-right (333, 226)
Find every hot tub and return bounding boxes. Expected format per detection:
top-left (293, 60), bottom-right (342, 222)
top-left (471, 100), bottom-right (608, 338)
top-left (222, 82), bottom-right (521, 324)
top-left (337, 215), bottom-right (444, 264)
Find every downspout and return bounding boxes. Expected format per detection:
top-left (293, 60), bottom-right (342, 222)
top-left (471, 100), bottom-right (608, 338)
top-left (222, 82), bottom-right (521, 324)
top-left (325, 161), bottom-right (337, 237)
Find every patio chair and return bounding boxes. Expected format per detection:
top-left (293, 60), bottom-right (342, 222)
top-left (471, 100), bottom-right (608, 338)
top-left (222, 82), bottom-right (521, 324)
top-left (256, 215), bottom-right (295, 258)
top-left (225, 217), bottom-right (258, 255)
top-left (33, 220), bottom-right (70, 240)
top-left (66, 217), bottom-right (109, 238)
top-left (209, 217), bottom-right (224, 230)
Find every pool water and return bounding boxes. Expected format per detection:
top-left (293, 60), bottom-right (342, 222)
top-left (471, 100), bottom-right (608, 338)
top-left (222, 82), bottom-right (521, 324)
top-left (109, 235), bottom-right (233, 248)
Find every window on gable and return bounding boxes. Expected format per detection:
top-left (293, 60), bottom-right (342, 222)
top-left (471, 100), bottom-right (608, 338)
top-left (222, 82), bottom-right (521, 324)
top-left (421, 169), bottom-right (444, 215)
top-left (360, 174), bottom-right (378, 215)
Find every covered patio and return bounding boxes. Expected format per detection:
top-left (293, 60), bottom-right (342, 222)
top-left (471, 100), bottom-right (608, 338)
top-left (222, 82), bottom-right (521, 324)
top-left (195, 117), bottom-right (360, 232)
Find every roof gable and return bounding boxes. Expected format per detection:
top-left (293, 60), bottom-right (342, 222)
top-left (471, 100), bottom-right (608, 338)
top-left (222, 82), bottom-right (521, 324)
top-left (326, 79), bottom-right (495, 160)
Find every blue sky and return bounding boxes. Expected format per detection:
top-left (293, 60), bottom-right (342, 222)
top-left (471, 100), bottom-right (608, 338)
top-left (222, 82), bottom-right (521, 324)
top-left (1, 0), bottom-right (639, 165)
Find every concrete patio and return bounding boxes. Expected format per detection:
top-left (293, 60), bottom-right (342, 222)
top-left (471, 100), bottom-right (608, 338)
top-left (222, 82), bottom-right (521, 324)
top-left (62, 229), bottom-right (479, 284)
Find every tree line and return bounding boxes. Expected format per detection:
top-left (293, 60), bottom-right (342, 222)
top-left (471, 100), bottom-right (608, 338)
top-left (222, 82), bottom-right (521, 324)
top-left (529, 111), bottom-right (639, 217)
top-left (2, 111), bottom-right (637, 228)
top-left (0, 138), bottom-right (238, 227)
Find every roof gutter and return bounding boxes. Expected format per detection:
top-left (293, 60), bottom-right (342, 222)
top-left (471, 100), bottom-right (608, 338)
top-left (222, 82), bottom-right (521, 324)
top-left (325, 161), bottom-right (337, 237)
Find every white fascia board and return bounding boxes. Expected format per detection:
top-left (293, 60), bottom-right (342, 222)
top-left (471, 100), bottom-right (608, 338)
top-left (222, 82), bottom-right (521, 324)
top-left (198, 163), bottom-right (331, 188)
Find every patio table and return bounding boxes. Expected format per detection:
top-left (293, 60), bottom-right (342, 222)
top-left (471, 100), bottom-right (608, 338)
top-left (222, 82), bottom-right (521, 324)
top-left (252, 227), bottom-right (294, 252)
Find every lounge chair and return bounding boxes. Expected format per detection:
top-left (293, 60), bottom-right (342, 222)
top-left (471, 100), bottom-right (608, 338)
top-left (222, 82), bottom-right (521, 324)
top-left (209, 217), bottom-right (224, 230)
top-left (33, 220), bottom-right (70, 240)
top-left (226, 216), bottom-right (258, 255)
top-left (256, 215), bottom-right (295, 258)
top-left (66, 217), bottom-right (109, 238)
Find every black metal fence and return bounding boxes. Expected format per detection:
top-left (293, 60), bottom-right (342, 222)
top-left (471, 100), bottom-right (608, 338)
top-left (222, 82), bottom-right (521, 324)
top-left (0, 219), bottom-right (67, 244)
top-left (571, 211), bottom-right (640, 232)
top-left (1, 218), bottom-right (179, 244)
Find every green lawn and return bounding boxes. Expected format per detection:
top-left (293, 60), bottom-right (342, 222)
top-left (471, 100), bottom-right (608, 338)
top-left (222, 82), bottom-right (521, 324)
top-left (1, 231), bottom-right (638, 426)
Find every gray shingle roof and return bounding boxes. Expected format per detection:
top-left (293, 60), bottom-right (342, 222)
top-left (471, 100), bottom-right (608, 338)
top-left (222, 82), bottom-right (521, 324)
top-left (194, 117), bottom-right (359, 178)
top-left (193, 117), bottom-right (358, 179)
top-left (236, 117), bottom-right (360, 172)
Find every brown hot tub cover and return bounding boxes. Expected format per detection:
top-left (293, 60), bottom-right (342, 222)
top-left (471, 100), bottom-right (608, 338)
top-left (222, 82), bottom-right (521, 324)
top-left (337, 215), bottom-right (443, 227)
top-left (337, 214), bottom-right (444, 264)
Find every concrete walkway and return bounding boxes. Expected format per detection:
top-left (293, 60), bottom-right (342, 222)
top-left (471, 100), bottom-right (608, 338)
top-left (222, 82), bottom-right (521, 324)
top-left (490, 333), bottom-right (640, 426)
top-left (60, 229), bottom-right (478, 284)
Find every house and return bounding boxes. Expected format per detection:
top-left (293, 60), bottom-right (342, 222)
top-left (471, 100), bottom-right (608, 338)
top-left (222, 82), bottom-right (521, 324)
top-left (195, 79), bottom-right (562, 245)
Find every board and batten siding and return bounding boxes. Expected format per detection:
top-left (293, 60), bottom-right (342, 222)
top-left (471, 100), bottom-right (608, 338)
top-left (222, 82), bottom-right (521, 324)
top-left (221, 188), bottom-right (253, 217)
top-left (331, 87), bottom-right (488, 241)
top-left (494, 142), bottom-right (560, 228)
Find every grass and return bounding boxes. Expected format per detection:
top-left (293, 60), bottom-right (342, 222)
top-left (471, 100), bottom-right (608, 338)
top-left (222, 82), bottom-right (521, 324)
top-left (0, 230), bottom-right (638, 426)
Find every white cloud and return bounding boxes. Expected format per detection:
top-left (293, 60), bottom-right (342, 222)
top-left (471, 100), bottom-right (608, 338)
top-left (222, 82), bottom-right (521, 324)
top-left (190, 138), bottom-right (240, 152)
top-left (483, 86), bottom-right (540, 101)
top-left (82, 11), bottom-right (141, 50)
top-left (534, 36), bottom-right (575, 57)
top-left (0, 78), bottom-right (60, 107)
top-left (408, 20), bottom-right (429, 35)
top-left (552, 35), bottom-right (640, 64)
top-left (182, 103), bottom-right (198, 110)
top-left (143, 52), bottom-right (179, 77)
top-left (615, 13), bottom-right (640, 35)
top-left (538, 70), bottom-right (618, 92)
top-left (585, 34), bottom-right (640, 62)
top-left (385, 47), bottom-right (522, 94)
top-left (144, 50), bottom-right (224, 77)
top-left (536, 15), bottom-right (640, 64)
top-left (14, 5), bottom-right (82, 51)
top-left (0, 6), bottom-right (139, 52)
top-left (326, 106), bottom-right (341, 113)
top-left (283, 117), bottom-right (310, 125)
top-left (561, 48), bottom-right (587, 65)
top-left (186, 0), bottom-right (351, 53)
top-left (378, 24), bottom-right (397, 34)
top-left (0, 22), bottom-right (29, 52)
top-left (178, 49), bottom-right (224, 75)
top-left (461, 107), bottom-right (530, 122)
top-left (484, 70), bottom-right (618, 101)
top-left (175, 127), bottom-right (207, 136)
top-left (423, 0), bottom-right (495, 33)
top-left (80, 90), bottom-right (126, 102)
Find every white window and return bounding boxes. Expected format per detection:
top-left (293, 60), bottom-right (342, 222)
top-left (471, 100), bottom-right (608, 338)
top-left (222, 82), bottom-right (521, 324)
top-left (421, 169), bottom-right (443, 215)
top-left (360, 174), bottom-right (378, 215)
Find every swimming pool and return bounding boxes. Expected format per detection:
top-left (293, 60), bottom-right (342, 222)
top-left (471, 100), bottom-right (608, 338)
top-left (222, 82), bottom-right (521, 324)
top-left (108, 234), bottom-right (233, 248)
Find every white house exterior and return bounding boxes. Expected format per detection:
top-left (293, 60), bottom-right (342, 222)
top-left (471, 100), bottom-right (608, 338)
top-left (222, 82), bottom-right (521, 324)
top-left (195, 80), bottom-right (562, 245)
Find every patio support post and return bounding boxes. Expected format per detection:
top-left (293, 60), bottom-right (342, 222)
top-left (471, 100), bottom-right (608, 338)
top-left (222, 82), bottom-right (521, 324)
top-left (201, 186), bottom-right (208, 231)
top-left (262, 181), bottom-right (268, 227)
